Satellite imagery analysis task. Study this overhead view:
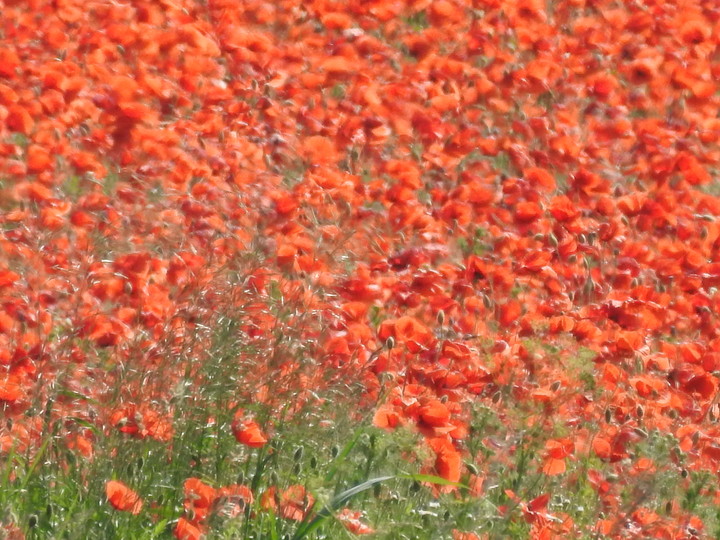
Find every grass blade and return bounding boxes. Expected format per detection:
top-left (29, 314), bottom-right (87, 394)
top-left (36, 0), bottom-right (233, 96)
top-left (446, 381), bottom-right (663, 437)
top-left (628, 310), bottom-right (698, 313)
top-left (292, 475), bottom-right (394, 539)
top-left (396, 473), bottom-right (465, 488)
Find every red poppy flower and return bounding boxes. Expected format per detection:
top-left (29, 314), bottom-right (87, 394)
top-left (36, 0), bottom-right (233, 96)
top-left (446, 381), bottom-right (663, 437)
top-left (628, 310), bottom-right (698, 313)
top-left (232, 419), bottom-right (268, 447)
top-left (105, 480), bottom-right (143, 514)
top-left (337, 508), bottom-right (374, 535)
top-left (261, 485), bottom-right (315, 521)
top-left (174, 518), bottom-right (202, 540)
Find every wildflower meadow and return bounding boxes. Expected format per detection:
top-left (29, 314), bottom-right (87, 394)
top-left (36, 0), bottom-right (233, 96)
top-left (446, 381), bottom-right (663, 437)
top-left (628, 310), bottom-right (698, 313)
top-left (1, 0), bottom-right (720, 538)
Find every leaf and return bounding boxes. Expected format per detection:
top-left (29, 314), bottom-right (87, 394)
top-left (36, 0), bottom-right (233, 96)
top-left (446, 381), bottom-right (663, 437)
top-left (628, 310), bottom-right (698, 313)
top-left (148, 519), bottom-right (169, 539)
top-left (396, 473), bottom-right (465, 488)
top-left (58, 389), bottom-right (102, 405)
top-left (66, 416), bottom-right (100, 435)
top-left (268, 512), bottom-right (279, 540)
top-left (268, 280), bottom-right (283, 302)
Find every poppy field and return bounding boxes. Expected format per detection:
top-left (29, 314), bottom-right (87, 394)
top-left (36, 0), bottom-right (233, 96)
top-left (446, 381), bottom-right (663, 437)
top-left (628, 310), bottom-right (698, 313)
top-left (1, 0), bottom-right (720, 538)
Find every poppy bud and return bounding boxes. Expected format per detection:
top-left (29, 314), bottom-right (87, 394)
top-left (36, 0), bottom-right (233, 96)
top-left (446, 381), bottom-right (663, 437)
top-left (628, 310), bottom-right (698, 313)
top-left (605, 409), bottom-right (612, 423)
top-left (330, 445), bottom-right (339, 458)
top-left (385, 337), bottom-right (395, 350)
top-left (550, 381), bottom-right (561, 392)
top-left (548, 233), bottom-right (558, 247)
top-left (437, 310), bottom-right (445, 326)
top-left (28, 515), bottom-right (37, 528)
top-left (294, 447), bottom-right (304, 462)
top-left (681, 468), bottom-right (688, 478)
top-left (636, 405), bottom-right (644, 419)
